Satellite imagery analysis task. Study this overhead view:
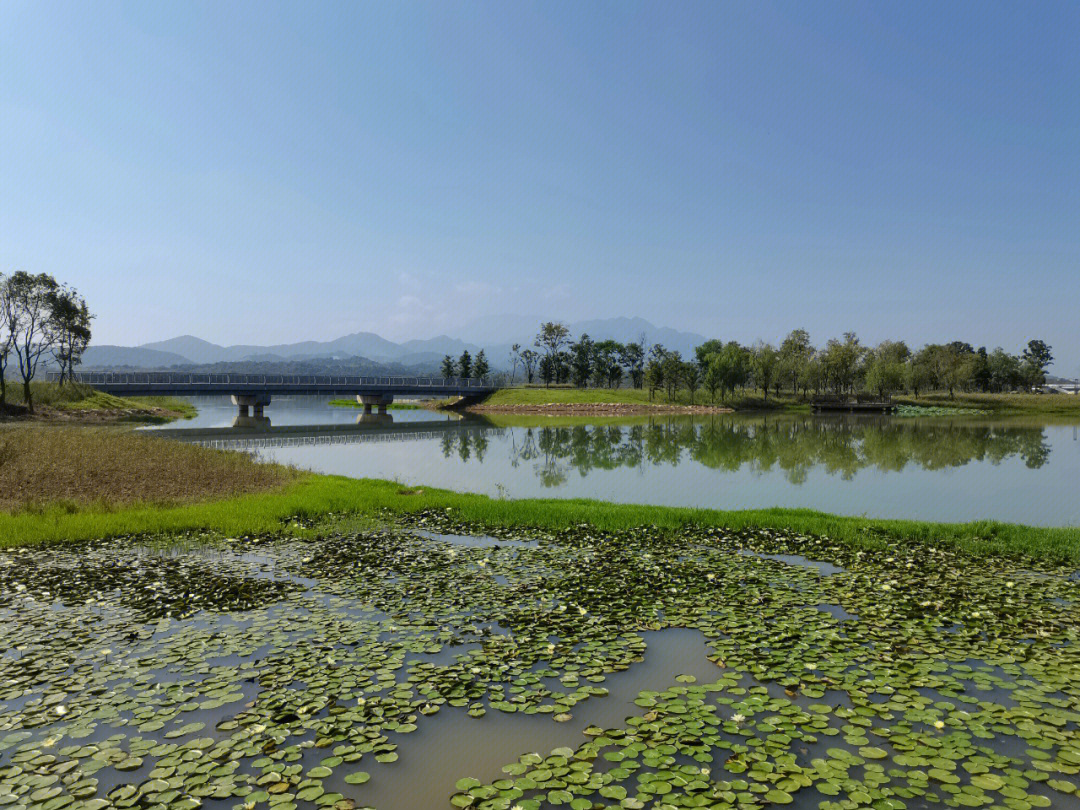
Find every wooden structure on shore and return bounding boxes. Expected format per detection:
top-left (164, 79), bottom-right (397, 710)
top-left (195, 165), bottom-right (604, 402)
top-left (811, 395), bottom-right (896, 414)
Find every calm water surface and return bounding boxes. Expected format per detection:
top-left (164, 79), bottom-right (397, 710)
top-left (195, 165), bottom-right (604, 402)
top-left (150, 395), bottom-right (1080, 526)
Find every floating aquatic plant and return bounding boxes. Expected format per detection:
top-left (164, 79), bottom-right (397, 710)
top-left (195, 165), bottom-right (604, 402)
top-left (0, 511), bottom-right (1078, 810)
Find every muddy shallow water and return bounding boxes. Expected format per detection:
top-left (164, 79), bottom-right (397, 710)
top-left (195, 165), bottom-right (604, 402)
top-left (2, 517), bottom-right (1079, 809)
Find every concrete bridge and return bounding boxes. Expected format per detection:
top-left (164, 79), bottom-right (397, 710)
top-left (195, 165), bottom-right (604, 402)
top-left (56, 372), bottom-right (498, 417)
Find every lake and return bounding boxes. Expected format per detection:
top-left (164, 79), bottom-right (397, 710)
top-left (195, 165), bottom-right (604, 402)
top-left (148, 395), bottom-right (1080, 526)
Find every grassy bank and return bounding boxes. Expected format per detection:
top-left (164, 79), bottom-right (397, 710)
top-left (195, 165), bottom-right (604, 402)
top-left (895, 391), bottom-right (1080, 416)
top-left (1, 381), bottom-right (196, 421)
top-left (483, 386), bottom-right (1080, 416)
top-left (3, 465), bottom-right (1079, 562)
top-left (328, 398), bottom-right (429, 410)
top-left (0, 425), bottom-right (295, 512)
top-left (479, 385), bottom-right (801, 411)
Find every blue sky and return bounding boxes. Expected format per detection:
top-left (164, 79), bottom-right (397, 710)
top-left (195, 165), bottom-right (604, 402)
top-left (2, 1), bottom-right (1078, 372)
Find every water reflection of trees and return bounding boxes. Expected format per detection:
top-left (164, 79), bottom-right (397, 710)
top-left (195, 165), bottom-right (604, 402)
top-left (439, 416), bottom-right (1052, 487)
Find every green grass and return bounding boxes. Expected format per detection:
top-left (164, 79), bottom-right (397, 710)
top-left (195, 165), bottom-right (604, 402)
top-left (480, 386), bottom-right (800, 410)
top-left (3, 381), bottom-right (196, 419)
top-left (485, 386), bottom-right (1080, 416)
top-left (895, 392), bottom-right (1080, 416)
top-left (3, 472), bottom-right (1079, 563)
top-left (328, 399), bottom-right (428, 410)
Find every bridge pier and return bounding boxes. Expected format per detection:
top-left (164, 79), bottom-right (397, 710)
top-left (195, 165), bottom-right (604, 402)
top-left (232, 393), bottom-right (272, 419)
top-left (357, 394), bottom-right (393, 415)
top-left (356, 412), bottom-right (394, 425)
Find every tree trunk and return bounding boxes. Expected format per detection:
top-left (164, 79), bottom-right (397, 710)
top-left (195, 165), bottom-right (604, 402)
top-left (23, 379), bottom-right (33, 413)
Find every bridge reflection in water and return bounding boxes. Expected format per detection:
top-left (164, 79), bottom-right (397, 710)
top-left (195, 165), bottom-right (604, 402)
top-left (151, 416), bottom-right (506, 451)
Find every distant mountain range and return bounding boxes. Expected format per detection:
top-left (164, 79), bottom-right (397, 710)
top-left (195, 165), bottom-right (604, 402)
top-left (81, 317), bottom-right (709, 371)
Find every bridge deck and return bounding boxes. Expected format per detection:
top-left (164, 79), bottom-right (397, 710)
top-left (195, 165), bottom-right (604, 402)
top-left (54, 372), bottom-right (497, 398)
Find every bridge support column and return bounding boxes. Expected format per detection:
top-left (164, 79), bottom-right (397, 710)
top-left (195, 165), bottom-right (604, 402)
top-left (356, 412), bottom-right (394, 425)
top-left (357, 394), bottom-right (393, 415)
top-left (232, 393), bottom-right (271, 419)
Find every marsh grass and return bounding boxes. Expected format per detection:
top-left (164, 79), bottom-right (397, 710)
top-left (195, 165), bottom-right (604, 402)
top-left (0, 425), bottom-right (296, 512)
top-left (3, 467), bottom-right (1079, 562)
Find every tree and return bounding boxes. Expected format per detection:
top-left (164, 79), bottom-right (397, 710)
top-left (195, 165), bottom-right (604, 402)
top-left (645, 359), bottom-right (663, 400)
top-left (972, 347), bottom-right (991, 392)
top-left (0, 273), bottom-right (12, 406)
top-left (925, 343), bottom-right (975, 398)
top-left (473, 349), bottom-right (489, 379)
top-left (1021, 340), bottom-right (1053, 388)
top-left (49, 285), bottom-right (92, 385)
top-left (987, 348), bottom-right (1021, 392)
top-left (905, 352), bottom-right (935, 398)
top-left (570, 334), bottom-right (594, 388)
top-left (509, 344), bottom-right (522, 383)
top-left (779, 329), bottom-right (813, 396)
top-left (703, 357), bottom-right (722, 403)
top-left (751, 343), bottom-right (778, 401)
top-left (619, 340), bottom-right (645, 388)
top-left (694, 339), bottom-right (724, 371)
top-left (458, 350), bottom-right (472, 378)
top-left (535, 322), bottom-right (570, 387)
top-left (683, 361), bottom-right (700, 404)
top-left (520, 349), bottom-right (539, 383)
top-left (593, 340), bottom-right (622, 388)
top-left (660, 351), bottom-right (684, 401)
top-left (821, 332), bottom-right (864, 395)
top-left (6, 271), bottom-right (61, 412)
top-left (864, 351), bottom-right (905, 400)
top-left (538, 354), bottom-right (555, 386)
top-left (441, 355), bottom-right (456, 378)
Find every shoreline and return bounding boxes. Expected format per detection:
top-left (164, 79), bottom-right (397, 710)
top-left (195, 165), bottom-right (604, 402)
top-left (464, 401), bottom-right (736, 415)
top-left (2, 466), bottom-right (1078, 562)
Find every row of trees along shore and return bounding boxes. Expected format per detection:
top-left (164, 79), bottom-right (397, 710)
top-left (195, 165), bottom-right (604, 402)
top-left (441, 349), bottom-right (490, 380)
top-left (507, 322), bottom-right (1055, 403)
top-left (0, 272), bottom-right (93, 412)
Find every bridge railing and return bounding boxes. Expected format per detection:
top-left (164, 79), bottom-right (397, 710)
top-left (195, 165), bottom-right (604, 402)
top-left (51, 371), bottom-right (496, 389)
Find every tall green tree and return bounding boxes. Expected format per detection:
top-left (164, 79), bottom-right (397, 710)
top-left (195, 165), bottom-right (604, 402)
top-left (1021, 340), bottom-right (1053, 388)
top-left (683, 361), bottom-right (700, 404)
top-left (925, 343), bottom-right (975, 398)
top-left (660, 351), bottom-right (684, 401)
top-left (49, 284), bottom-right (93, 385)
top-left (473, 349), bottom-right (489, 379)
top-left (821, 332), bottom-right (864, 395)
top-left (520, 349), bottom-right (538, 383)
top-left (508, 344), bottom-right (522, 382)
top-left (458, 350), bottom-right (472, 378)
top-left (694, 339), bottom-right (724, 370)
top-left (702, 358), bottom-right (723, 403)
top-left (6, 271), bottom-right (61, 412)
top-left (593, 340), bottom-right (622, 388)
top-left (535, 322), bottom-right (571, 387)
top-left (751, 343), bottom-right (778, 401)
top-left (538, 353), bottom-right (555, 386)
top-left (987, 348), bottom-right (1021, 392)
top-left (441, 355), bottom-right (456, 378)
top-left (644, 359), bottom-right (663, 401)
top-left (0, 273), bottom-right (12, 406)
top-left (570, 334), bottom-right (594, 388)
top-left (619, 341), bottom-right (645, 388)
top-left (779, 329), bottom-right (813, 396)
